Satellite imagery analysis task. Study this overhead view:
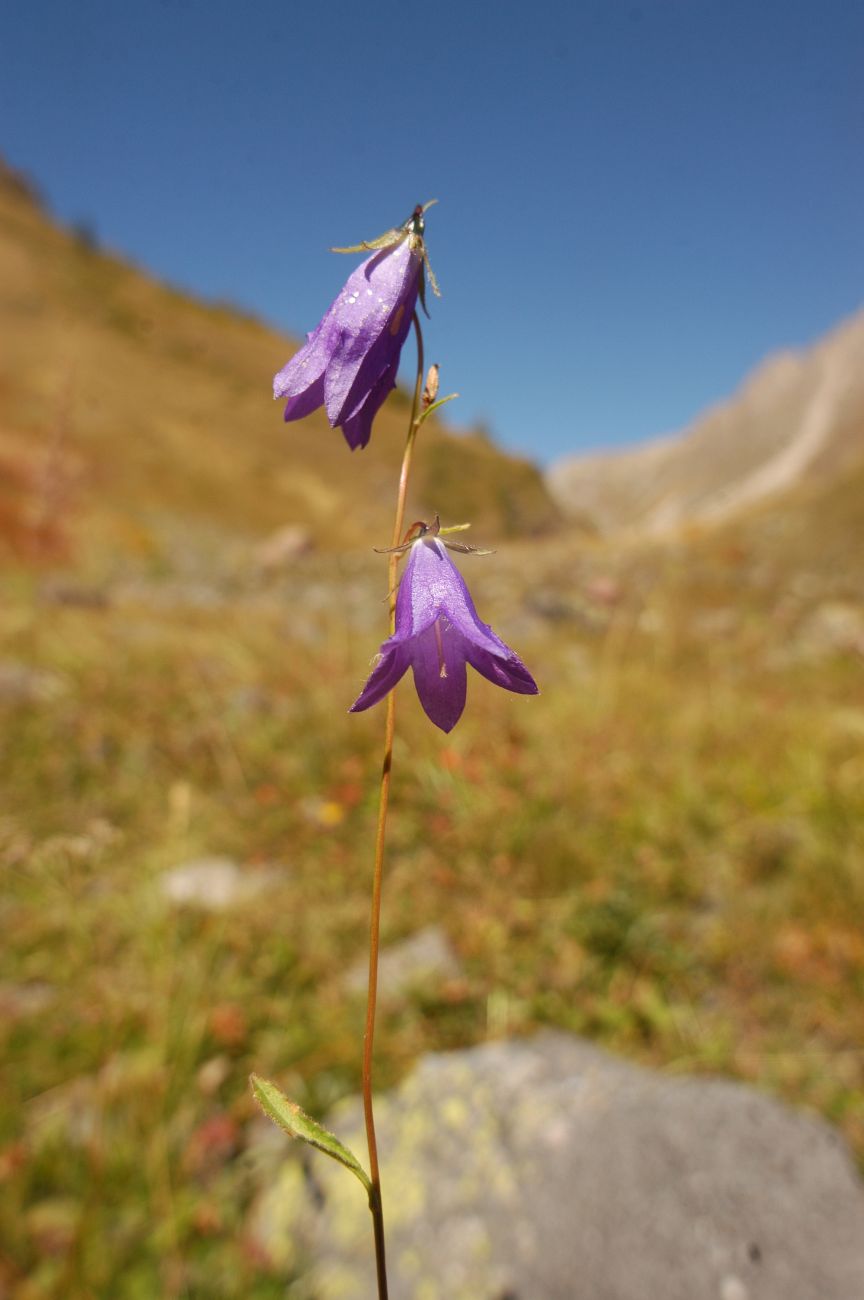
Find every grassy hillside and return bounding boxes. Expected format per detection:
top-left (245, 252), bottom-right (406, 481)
top-left (0, 160), bottom-right (558, 571)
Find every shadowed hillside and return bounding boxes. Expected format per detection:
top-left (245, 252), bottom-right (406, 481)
top-left (549, 310), bottom-right (864, 535)
top-left (0, 158), bottom-right (559, 570)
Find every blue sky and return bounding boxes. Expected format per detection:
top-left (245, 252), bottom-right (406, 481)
top-left (1, 0), bottom-right (861, 463)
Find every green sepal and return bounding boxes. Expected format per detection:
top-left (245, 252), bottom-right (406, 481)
top-left (250, 1075), bottom-right (372, 1198)
top-left (423, 252), bottom-right (441, 298)
top-left (417, 393), bottom-right (459, 428)
top-left (331, 229), bottom-right (408, 255)
top-left (443, 541), bottom-right (495, 554)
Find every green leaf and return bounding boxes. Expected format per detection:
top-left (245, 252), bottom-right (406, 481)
top-left (417, 393), bottom-right (459, 428)
top-left (250, 1075), bottom-right (372, 1198)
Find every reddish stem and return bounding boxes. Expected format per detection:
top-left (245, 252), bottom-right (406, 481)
top-left (362, 312), bottom-right (425, 1300)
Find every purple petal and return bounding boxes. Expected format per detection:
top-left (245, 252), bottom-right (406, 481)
top-left (335, 284), bottom-right (416, 424)
top-left (349, 643), bottom-right (410, 714)
top-left (340, 357), bottom-right (398, 450)
top-left (410, 620), bottom-right (467, 733)
top-left (465, 644), bottom-right (539, 695)
top-left (392, 540), bottom-right (445, 639)
top-left (273, 316), bottom-right (339, 403)
top-left (393, 539), bottom-right (507, 650)
top-left (351, 534), bottom-right (538, 733)
top-left (322, 241), bottom-right (421, 427)
top-left (392, 538), bottom-right (457, 634)
top-left (282, 372), bottom-right (325, 423)
top-left (420, 541), bottom-right (516, 659)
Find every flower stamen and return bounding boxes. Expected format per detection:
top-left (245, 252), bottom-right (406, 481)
top-left (434, 619), bottom-right (447, 679)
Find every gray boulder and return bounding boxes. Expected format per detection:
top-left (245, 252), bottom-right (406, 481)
top-left (250, 1032), bottom-right (864, 1299)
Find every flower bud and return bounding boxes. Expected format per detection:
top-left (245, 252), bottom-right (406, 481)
top-left (423, 364), bottom-right (440, 409)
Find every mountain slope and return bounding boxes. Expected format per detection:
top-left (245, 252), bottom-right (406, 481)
top-left (548, 311), bottom-right (864, 535)
top-left (0, 159), bottom-right (558, 567)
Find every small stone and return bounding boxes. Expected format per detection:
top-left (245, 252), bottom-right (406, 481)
top-left (344, 925), bottom-right (463, 1001)
top-left (0, 660), bottom-right (66, 703)
top-left (160, 857), bottom-right (277, 911)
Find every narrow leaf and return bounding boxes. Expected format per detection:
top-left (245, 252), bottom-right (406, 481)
top-left (250, 1075), bottom-right (372, 1197)
top-left (417, 393), bottom-right (459, 428)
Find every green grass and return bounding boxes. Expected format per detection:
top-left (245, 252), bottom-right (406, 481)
top-left (2, 524), bottom-right (863, 1298)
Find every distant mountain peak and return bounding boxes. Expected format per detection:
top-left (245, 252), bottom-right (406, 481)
top-left (548, 311), bottom-right (864, 535)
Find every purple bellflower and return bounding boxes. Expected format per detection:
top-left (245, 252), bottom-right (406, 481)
top-left (274, 204), bottom-right (438, 451)
top-left (350, 523), bottom-right (538, 733)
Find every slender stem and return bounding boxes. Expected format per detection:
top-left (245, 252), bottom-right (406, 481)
top-left (362, 312), bottom-right (425, 1300)
top-left (389, 314), bottom-right (426, 577)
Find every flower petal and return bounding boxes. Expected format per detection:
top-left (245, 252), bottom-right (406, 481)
top-left (415, 541), bottom-right (516, 658)
top-left (335, 288), bottom-right (415, 423)
top-left (349, 643), bottom-right (410, 715)
top-left (392, 540), bottom-right (446, 640)
top-left (410, 621), bottom-right (467, 733)
top-left (465, 644), bottom-right (539, 695)
top-left (394, 539), bottom-right (506, 649)
top-left (351, 527), bottom-right (537, 733)
top-left (339, 358), bottom-right (398, 450)
top-left (323, 242), bottom-right (421, 427)
top-left (282, 372), bottom-right (325, 423)
top-left (274, 317), bottom-right (339, 403)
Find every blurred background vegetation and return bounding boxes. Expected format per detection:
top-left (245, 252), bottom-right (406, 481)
top-left (1, 160), bottom-right (863, 1298)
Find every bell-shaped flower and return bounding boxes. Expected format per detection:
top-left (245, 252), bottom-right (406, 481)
top-left (350, 531), bottom-right (538, 732)
top-left (274, 205), bottom-right (437, 450)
